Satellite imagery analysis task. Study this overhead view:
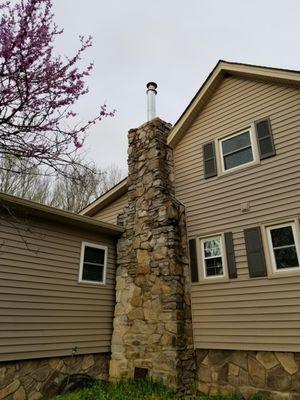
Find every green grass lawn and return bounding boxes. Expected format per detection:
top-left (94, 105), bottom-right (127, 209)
top-left (43, 379), bottom-right (263, 400)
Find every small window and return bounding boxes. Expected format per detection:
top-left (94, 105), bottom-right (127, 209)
top-left (266, 223), bottom-right (300, 272)
top-left (200, 236), bottom-right (225, 278)
top-left (79, 242), bottom-right (107, 284)
top-left (220, 129), bottom-right (256, 172)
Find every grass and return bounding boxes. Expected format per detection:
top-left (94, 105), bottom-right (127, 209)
top-left (45, 379), bottom-right (177, 400)
top-left (43, 379), bottom-right (266, 400)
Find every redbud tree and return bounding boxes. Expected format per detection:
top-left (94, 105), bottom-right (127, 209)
top-left (0, 0), bottom-right (114, 176)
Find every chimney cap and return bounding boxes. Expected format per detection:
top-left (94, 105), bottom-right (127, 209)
top-left (146, 82), bottom-right (158, 90)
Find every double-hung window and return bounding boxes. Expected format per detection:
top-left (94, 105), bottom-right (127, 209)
top-left (79, 242), bottom-right (107, 284)
top-left (266, 223), bottom-right (300, 272)
top-left (220, 129), bottom-right (256, 172)
top-left (200, 236), bottom-right (225, 278)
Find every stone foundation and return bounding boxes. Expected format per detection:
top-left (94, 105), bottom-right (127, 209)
top-left (196, 349), bottom-right (300, 399)
top-left (0, 353), bottom-right (109, 400)
top-left (109, 118), bottom-right (195, 388)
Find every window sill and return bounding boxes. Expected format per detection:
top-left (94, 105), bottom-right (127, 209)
top-left (78, 280), bottom-right (106, 286)
top-left (267, 268), bottom-right (300, 280)
top-left (191, 276), bottom-right (230, 285)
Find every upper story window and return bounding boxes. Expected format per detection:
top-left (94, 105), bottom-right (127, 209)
top-left (266, 223), bottom-right (300, 272)
top-left (79, 242), bottom-right (107, 284)
top-left (200, 236), bottom-right (225, 278)
top-left (203, 117), bottom-right (276, 179)
top-left (219, 129), bottom-right (256, 172)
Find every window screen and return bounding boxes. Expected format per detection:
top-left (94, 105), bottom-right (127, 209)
top-left (80, 244), bottom-right (106, 283)
top-left (201, 237), bottom-right (224, 277)
top-left (221, 131), bottom-right (254, 171)
top-left (268, 225), bottom-right (299, 270)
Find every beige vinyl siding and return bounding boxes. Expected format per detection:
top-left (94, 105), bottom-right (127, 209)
top-left (0, 214), bottom-right (117, 362)
top-left (94, 193), bottom-right (128, 224)
top-left (173, 75), bottom-right (300, 352)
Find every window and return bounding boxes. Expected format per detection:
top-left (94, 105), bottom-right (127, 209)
top-left (79, 242), bottom-right (107, 284)
top-left (219, 129), bottom-right (256, 172)
top-left (200, 236), bottom-right (225, 278)
top-left (266, 223), bottom-right (300, 272)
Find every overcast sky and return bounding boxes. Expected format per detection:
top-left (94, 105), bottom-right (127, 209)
top-left (52, 0), bottom-right (300, 172)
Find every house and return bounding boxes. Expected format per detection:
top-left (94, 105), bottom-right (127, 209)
top-left (0, 192), bottom-right (122, 399)
top-left (81, 61), bottom-right (300, 397)
top-left (1, 60), bottom-right (300, 399)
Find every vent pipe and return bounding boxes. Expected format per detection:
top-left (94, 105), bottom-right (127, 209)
top-left (146, 82), bottom-right (157, 121)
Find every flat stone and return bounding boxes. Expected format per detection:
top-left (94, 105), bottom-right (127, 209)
top-left (13, 386), bottom-right (26, 400)
top-left (198, 365), bottom-right (212, 383)
top-left (130, 295), bottom-right (143, 307)
top-left (256, 352), bottom-right (279, 370)
top-left (109, 360), bottom-right (128, 380)
top-left (292, 371), bottom-right (300, 392)
top-left (196, 350), bottom-right (209, 365)
top-left (197, 381), bottom-right (210, 394)
top-left (202, 355), bottom-right (209, 366)
top-left (217, 364), bottom-right (229, 384)
top-left (31, 364), bottom-right (50, 382)
top-left (136, 264), bottom-right (150, 274)
top-left (239, 386), bottom-right (257, 399)
top-left (266, 364), bottom-right (291, 391)
top-left (127, 308), bottom-right (144, 320)
top-left (137, 249), bottom-right (150, 266)
top-left (0, 380), bottom-right (20, 400)
top-left (154, 247), bottom-right (168, 260)
top-left (165, 322), bottom-right (177, 334)
top-left (0, 368), bottom-right (6, 389)
top-left (49, 359), bottom-right (64, 371)
top-left (28, 392), bottom-right (42, 400)
top-left (82, 355), bottom-right (95, 371)
top-left (248, 357), bottom-right (266, 388)
top-left (239, 369), bottom-right (249, 386)
top-left (144, 308), bottom-right (158, 320)
top-left (231, 351), bottom-right (247, 370)
top-left (228, 362), bottom-right (239, 376)
top-left (160, 333), bottom-right (175, 347)
top-left (208, 350), bottom-right (231, 367)
top-left (275, 352), bottom-right (298, 375)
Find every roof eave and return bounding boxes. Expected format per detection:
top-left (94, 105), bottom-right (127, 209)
top-left (0, 192), bottom-right (124, 236)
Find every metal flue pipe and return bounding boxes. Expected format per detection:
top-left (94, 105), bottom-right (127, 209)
top-left (146, 82), bottom-right (157, 121)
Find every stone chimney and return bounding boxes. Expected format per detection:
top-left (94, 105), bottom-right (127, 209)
top-left (109, 118), bottom-right (195, 388)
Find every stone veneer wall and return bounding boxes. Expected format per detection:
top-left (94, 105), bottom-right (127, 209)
top-left (196, 349), bottom-right (300, 399)
top-left (0, 353), bottom-right (109, 400)
top-left (109, 118), bottom-right (195, 388)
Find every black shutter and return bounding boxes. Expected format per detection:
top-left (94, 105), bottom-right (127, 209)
top-left (255, 118), bottom-right (276, 160)
top-left (244, 227), bottom-right (267, 278)
top-left (203, 142), bottom-right (217, 178)
top-left (224, 232), bottom-right (237, 279)
top-left (188, 239), bottom-right (199, 282)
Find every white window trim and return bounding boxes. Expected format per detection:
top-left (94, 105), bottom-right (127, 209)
top-left (265, 221), bottom-right (300, 275)
top-left (198, 234), bottom-right (227, 281)
top-left (218, 126), bottom-right (258, 174)
top-left (78, 242), bottom-right (108, 285)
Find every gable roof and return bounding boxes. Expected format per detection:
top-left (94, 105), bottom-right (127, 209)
top-left (168, 60), bottom-right (300, 148)
top-left (80, 60), bottom-right (300, 217)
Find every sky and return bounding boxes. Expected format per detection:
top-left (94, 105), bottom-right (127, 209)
top-left (52, 0), bottom-right (300, 172)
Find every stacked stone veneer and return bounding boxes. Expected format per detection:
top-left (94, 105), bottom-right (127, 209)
top-left (0, 353), bottom-right (109, 400)
top-left (197, 349), bottom-right (300, 399)
top-left (109, 118), bottom-right (195, 388)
